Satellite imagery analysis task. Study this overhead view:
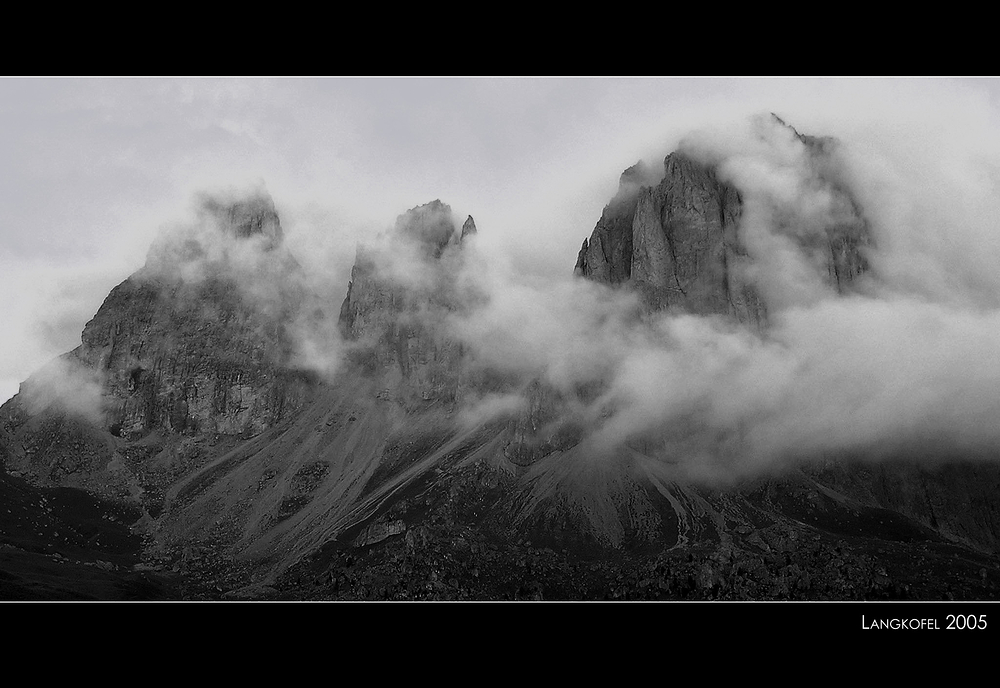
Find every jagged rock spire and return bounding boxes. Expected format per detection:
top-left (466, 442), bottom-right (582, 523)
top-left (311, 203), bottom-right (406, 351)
top-left (577, 118), bottom-right (870, 328)
top-left (461, 215), bottom-right (477, 242)
top-left (201, 192), bottom-right (284, 245)
top-left (142, 190), bottom-right (288, 275)
top-left (394, 199), bottom-right (455, 259)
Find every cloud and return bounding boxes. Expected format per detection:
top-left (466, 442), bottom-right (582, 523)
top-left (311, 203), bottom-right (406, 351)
top-left (140, 188), bottom-right (355, 384)
top-left (430, 107), bottom-right (1000, 483)
top-left (92, 102), bottom-right (1000, 487)
top-left (0, 259), bottom-right (130, 406)
top-left (8, 78), bottom-right (1000, 490)
top-left (17, 353), bottom-right (106, 425)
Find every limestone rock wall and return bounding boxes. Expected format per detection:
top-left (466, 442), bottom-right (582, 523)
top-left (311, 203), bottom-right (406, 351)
top-left (338, 201), bottom-right (476, 408)
top-left (3, 193), bottom-right (312, 446)
top-left (577, 125), bottom-right (869, 329)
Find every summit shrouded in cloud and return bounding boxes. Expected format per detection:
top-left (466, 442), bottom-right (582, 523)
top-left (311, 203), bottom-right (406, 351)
top-left (6, 78), bottom-right (1000, 601)
top-left (0, 77), bottom-right (991, 403)
top-left (7, 80), bottom-right (1000, 482)
top-left (406, 110), bottom-right (1000, 486)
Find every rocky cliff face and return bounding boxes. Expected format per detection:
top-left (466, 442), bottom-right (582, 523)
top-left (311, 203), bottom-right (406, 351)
top-left (576, 117), bottom-right (869, 328)
top-left (338, 200), bottom-right (476, 408)
top-left (0, 192), bottom-right (314, 498)
top-left (0, 194), bottom-right (504, 595)
top-left (102, 194), bottom-right (311, 438)
top-left (571, 119), bottom-right (999, 556)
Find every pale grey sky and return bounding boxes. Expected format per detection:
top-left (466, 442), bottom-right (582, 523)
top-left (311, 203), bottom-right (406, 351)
top-left (3, 77), bottom-right (1000, 403)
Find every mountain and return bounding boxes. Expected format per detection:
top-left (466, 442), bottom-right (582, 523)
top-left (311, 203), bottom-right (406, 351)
top-left (573, 115), bottom-right (1000, 562)
top-left (3, 194), bottom-right (312, 498)
top-left (576, 117), bottom-right (868, 321)
top-left (3, 118), bottom-right (1000, 601)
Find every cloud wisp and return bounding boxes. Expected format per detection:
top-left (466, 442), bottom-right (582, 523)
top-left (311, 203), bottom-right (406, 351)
top-left (10, 81), bottom-right (1000, 489)
top-left (409, 113), bottom-right (1000, 483)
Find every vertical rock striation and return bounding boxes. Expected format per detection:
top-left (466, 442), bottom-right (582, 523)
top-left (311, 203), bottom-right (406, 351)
top-left (576, 117), bottom-right (869, 328)
top-left (460, 215), bottom-right (478, 243)
top-left (338, 200), bottom-right (472, 408)
top-left (83, 192), bottom-right (310, 439)
top-left (0, 192), bottom-right (313, 496)
top-left (570, 118), bottom-right (1000, 556)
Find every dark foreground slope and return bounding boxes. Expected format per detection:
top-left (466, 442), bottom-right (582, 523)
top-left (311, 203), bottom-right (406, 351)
top-left (270, 461), bottom-right (1000, 601)
top-left (0, 465), bottom-right (177, 600)
top-left (4, 122), bottom-right (1000, 600)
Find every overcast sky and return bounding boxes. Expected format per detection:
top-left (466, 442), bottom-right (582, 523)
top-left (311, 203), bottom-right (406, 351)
top-left (4, 77), bottom-right (1000, 404)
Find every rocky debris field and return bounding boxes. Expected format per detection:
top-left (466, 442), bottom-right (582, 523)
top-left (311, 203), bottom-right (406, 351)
top-left (0, 471), bottom-right (179, 600)
top-left (148, 463), bottom-right (1000, 602)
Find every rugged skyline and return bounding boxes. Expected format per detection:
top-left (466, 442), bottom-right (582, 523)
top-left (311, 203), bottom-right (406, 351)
top-left (6, 78), bottom-right (1000, 406)
top-left (6, 89), bottom-right (1000, 598)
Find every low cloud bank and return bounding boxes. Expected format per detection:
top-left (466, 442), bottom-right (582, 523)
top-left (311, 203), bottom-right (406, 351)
top-left (421, 114), bottom-right (1000, 482)
top-left (18, 354), bottom-right (106, 426)
top-left (13, 108), bottom-right (1000, 485)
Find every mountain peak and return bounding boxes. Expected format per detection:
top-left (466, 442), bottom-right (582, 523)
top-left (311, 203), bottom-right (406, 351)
top-left (767, 112), bottom-right (837, 154)
top-left (393, 199), bottom-right (456, 258)
top-left (577, 118), bottom-right (868, 325)
top-left (143, 190), bottom-right (286, 276)
top-left (199, 190), bottom-right (283, 245)
top-left (461, 215), bottom-right (477, 242)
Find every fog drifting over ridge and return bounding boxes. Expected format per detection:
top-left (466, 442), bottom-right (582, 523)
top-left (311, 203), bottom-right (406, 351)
top-left (414, 107), bottom-right (1000, 482)
top-left (5, 79), bottom-right (1000, 484)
